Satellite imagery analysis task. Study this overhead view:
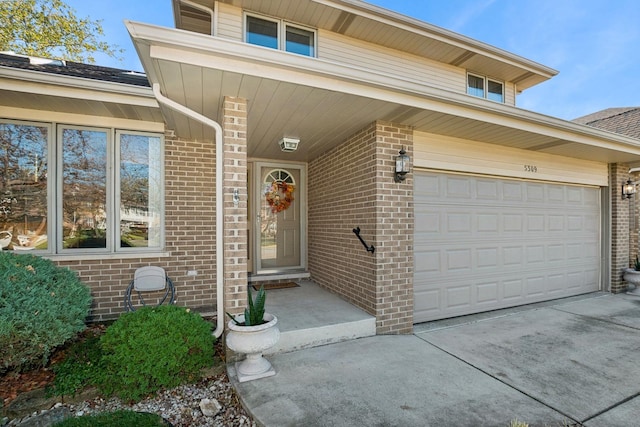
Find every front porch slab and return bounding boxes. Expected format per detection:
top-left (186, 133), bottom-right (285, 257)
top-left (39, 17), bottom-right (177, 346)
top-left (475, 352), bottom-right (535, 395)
top-left (261, 280), bottom-right (376, 354)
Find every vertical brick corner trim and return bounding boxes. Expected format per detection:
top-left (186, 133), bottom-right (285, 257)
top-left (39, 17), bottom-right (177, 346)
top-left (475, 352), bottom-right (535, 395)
top-left (222, 97), bottom-right (249, 316)
top-left (610, 163), bottom-right (631, 293)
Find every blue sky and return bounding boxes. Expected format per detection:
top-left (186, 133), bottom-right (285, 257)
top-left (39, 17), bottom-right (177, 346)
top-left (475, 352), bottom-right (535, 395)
top-left (62, 0), bottom-right (639, 121)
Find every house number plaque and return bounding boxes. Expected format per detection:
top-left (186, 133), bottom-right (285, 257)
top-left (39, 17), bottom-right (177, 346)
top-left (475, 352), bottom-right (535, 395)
top-left (524, 165), bottom-right (538, 173)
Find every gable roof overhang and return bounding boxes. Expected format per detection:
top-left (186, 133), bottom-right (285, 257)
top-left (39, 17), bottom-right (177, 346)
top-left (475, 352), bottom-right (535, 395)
top-left (173, 0), bottom-right (557, 92)
top-left (127, 20), bottom-right (640, 164)
top-left (0, 62), bottom-right (164, 130)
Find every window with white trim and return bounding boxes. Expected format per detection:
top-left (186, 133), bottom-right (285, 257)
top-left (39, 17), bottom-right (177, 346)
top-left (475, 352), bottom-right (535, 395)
top-left (245, 14), bottom-right (316, 57)
top-left (467, 73), bottom-right (504, 103)
top-left (0, 119), bottom-right (164, 254)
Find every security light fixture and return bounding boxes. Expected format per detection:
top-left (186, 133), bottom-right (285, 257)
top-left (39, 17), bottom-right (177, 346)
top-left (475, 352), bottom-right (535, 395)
top-left (623, 178), bottom-right (636, 199)
top-left (279, 137), bottom-right (299, 152)
top-left (394, 148), bottom-right (410, 182)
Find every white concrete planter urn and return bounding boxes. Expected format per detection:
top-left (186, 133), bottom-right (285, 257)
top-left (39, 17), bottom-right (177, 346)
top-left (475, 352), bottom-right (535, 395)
top-left (624, 268), bottom-right (640, 296)
top-left (226, 313), bottom-right (280, 382)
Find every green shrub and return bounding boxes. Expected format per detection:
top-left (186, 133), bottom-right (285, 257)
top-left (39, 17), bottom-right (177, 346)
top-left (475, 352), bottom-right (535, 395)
top-left (0, 252), bottom-right (92, 373)
top-left (96, 305), bottom-right (214, 401)
top-left (47, 330), bottom-right (103, 398)
top-left (54, 410), bottom-right (168, 426)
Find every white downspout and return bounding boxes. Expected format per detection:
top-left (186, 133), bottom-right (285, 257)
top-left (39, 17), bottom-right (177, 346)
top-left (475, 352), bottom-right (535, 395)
top-left (152, 83), bottom-right (225, 338)
top-left (179, 0), bottom-right (215, 35)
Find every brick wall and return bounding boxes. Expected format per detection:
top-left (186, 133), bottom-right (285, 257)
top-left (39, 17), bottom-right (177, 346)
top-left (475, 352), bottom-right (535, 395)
top-left (631, 171), bottom-right (639, 268)
top-left (221, 97), bottom-right (249, 317)
top-left (610, 163), bottom-right (631, 293)
top-left (52, 130), bottom-right (218, 322)
top-left (308, 121), bottom-right (413, 334)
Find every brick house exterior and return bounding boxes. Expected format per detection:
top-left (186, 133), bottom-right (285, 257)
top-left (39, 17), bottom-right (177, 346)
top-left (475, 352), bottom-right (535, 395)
top-left (3, 1), bottom-right (640, 337)
top-left (576, 108), bottom-right (640, 293)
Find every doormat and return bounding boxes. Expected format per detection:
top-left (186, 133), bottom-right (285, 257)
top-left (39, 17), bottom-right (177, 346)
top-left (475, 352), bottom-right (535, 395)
top-left (252, 282), bottom-right (300, 291)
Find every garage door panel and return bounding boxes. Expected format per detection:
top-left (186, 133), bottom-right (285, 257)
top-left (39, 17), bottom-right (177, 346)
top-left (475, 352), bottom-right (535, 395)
top-left (414, 172), bottom-right (601, 323)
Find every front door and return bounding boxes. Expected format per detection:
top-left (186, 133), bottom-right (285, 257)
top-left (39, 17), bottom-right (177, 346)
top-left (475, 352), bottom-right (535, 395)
top-left (254, 163), bottom-right (304, 272)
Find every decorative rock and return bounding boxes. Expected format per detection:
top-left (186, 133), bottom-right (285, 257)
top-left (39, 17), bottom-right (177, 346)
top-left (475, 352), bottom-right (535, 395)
top-left (4, 372), bottom-right (255, 427)
top-left (199, 398), bottom-right (222, 417)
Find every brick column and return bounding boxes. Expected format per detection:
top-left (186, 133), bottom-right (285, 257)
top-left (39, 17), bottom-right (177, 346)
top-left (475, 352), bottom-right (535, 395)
top-left (374, 122), bottom-right (414, 333)
top-left (610, 163), bottom-right (631, 293)
top-left (222, 97), bottom-right (249, 315)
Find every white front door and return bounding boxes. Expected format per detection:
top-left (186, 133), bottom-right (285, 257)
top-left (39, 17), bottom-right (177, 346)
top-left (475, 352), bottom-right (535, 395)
top-left (254, 163), bottom-right (305, 273)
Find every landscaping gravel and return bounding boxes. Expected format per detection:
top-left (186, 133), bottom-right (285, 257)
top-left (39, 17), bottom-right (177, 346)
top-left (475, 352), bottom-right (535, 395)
top-left (4, 370), bottom-right (256, 427)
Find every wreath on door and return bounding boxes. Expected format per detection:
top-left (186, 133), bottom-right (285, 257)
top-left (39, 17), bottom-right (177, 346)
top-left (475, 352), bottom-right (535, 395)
top-left (265, 180), bottom-right (295, 213)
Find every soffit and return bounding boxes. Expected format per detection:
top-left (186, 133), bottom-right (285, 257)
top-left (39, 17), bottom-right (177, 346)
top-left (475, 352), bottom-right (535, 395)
top-left (172, 0), bottom-right (555, 91)
top-left (128, 21), bottom-right (640, 164)
top-left (0, 67), bottom-right (164, 124)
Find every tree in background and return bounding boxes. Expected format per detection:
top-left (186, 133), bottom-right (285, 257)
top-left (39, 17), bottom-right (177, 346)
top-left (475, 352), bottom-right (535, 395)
top-left (0, 0), bottom-right (122, 63)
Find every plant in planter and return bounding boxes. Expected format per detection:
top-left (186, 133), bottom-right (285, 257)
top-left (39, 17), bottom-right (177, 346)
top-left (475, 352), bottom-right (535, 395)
top-left (226, 285), bottom-right (280, 382)
top-left (623, 256), bottom-right (640, 295)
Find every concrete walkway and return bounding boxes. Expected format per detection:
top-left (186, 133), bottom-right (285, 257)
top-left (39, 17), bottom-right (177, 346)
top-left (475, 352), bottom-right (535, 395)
top-left (230, 293), bottom-right (640, 426)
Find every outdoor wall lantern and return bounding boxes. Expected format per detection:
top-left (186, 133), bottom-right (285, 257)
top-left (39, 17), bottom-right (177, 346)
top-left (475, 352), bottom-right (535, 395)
top-left (279, 137), bottom-right (299, 152)
top-left (394, 148), bottom-right (410, 182)
top-left (623, 178), bottom-right (636, 199)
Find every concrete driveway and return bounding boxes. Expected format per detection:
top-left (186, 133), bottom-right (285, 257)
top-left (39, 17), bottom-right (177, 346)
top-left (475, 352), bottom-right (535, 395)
top-left (231, 293), bottom-right (640, 427)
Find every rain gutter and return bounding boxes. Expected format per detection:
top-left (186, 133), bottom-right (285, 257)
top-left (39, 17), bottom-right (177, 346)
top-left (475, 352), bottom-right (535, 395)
top-left (152, 83), bottom-right (225, 338)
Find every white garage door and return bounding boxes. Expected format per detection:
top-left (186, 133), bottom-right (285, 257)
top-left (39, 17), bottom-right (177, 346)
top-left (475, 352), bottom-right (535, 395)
top-left (414, 171), bottom-right (601, 323)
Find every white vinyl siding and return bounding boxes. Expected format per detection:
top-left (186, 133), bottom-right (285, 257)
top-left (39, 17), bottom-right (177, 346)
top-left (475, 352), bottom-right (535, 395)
top-left (413, 171), bottom-right (601, 323)
top-left (217, 2), bottom-right (243, 41)
top-left (504, 81), bottom-right (516, 105)
top-left (318, 30), bottom-right (465, 94)
top-left (413, 131), bottom-right (608, 187)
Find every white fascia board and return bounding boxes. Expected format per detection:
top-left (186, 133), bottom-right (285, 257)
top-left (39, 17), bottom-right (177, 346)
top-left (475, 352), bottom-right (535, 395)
top-left (2, 105), bottom-right (164, 132)
top-left (128, 21), bottom-right (640, 154)
top-left (311, 0), bottom-right (558, 79)
top-left (0, 65), bottom-right (158, 107)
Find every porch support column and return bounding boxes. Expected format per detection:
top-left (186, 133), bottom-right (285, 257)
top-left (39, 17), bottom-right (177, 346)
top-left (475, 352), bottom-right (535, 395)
top-left (610, 163), bottom-right (631, 293)
top-left (222, 97), bottom-right (249, 316)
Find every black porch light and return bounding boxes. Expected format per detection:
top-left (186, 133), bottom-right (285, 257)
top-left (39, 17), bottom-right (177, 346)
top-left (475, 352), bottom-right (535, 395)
top-left (394, 148), bottom-right (410, 182)
top-left (623, 178), bottom-right (636, 199)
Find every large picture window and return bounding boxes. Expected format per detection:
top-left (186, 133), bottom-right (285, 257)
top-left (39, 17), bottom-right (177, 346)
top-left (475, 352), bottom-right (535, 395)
top-left (61, 127), bottom-right (108, 249)
top-left (0, 119), bottom-right (164, 254)
top-left (118, 131), bottom-right (162, 249)
top-left (0, 121), bottom-right (49, 251)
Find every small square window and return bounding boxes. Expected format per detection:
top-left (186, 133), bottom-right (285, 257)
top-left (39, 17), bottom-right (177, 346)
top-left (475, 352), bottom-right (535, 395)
top-left (246, 16), bottom-right (278, 49)
top-left (286, 25), bottom-right (315, 57)
top-left (467, 74), bottom-right (484, 98)
top-left (488, 80), bottom-right (504, 103)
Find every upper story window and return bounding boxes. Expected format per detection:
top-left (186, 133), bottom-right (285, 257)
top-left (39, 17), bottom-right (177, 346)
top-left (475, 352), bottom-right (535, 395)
top-left (245, 14), bottom-right (316, 57)
top-left (0, 119), bottom-right (164, 255)
top-left (467, 73), bottom-right (504, 103)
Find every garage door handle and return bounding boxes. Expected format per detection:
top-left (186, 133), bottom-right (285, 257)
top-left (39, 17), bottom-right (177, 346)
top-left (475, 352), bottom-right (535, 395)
top-left (352, 227), bottom-right (375, 254)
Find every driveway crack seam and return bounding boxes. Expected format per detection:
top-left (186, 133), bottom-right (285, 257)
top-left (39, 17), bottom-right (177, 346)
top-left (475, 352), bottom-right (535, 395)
top-left (415, 334), bottom-right (581, 425)
top-left (550, 306), bottom-right (640, 332)
top-left (580, 390), bottom-right (640, 424)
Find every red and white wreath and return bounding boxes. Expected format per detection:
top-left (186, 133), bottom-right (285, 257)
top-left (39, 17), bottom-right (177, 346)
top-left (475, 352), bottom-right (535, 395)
top-left (265, 181), bottom-right (295, 213)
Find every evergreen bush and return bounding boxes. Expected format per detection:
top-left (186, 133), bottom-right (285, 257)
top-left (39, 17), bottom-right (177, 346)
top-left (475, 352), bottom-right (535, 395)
top-left (96, 305), bottom-right (214, 401)
top-left (0, 252), bottom-right (91, 373)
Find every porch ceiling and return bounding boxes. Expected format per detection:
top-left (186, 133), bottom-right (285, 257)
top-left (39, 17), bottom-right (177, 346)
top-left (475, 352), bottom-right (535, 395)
top-left (127, 21), bottom-right (640, 164)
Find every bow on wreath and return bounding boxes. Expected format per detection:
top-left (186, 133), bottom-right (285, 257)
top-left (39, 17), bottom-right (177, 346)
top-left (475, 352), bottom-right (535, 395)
top-left (265, 181), bottom-right (295, 213)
